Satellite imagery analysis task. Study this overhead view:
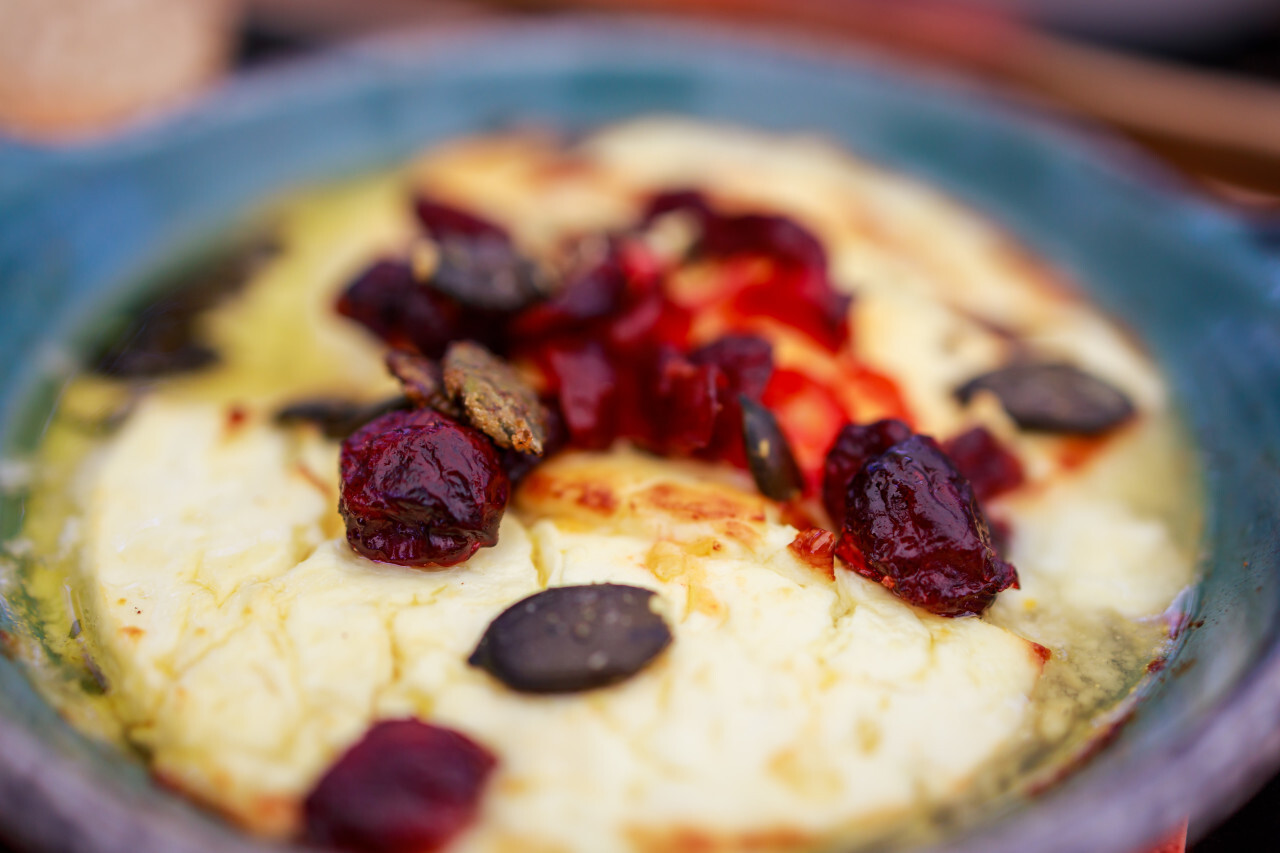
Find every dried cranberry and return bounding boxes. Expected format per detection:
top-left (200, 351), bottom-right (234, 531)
top-left (729, 264), bottom-right (851, 352)
top-left (414, 197), bottom-right (509, 241)
top-left (822, 419), bottom-right (913, 523)
top-left (614, 236), bottom-right (666, 292)
top-left (691, 334), bottom-right (774, 401)
top-left (600, 290), bottom-right (696, 452)
top-left (544, 341), bottom-right (618, 449)
top-left (701, 213), bottom-right (827, 271)
top-left (762, 368), bottom-right (852, 492)
top-left (838, 435), bottom-right (1017, 617)
top-left (654, 350), bottom-right (722, 455)
top-left (510, 244), bottom-right (628, 340)
top-left (605, 287), bottom-right (692, 353)
top-left (339, 409), bottom-right (509, 567)
top-left (303, 719), bottom-right (496, 853)
top-left (643, 190), bottom-right (829, 272)
top-left (703, 211), bottom-right (849, 349)
top-left (942, 427), bottom-right (1025, 502)
top-left (690, 334), bottom-right (774, 465)
top-left (336, 260), bottom-right (468, 358)
top-left (431, 234), bottom-right (546, 313)
top-left (788, 528), bottom-right (838, 578)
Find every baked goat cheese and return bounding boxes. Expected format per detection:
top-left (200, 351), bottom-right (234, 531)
top-left (23, 118), bottom-right (1196, 852)
top-left (87, 405), bottom-right (1043, 849)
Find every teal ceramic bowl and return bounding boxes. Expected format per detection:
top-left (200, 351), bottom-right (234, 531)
top-left (2, 18), bottom-right (1279, 853)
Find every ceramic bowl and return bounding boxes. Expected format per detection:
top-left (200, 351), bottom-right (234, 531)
top-left (2, 18), bottom-right (1279, 853)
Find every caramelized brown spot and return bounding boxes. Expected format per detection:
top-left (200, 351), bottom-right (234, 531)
top-left (0, 630), bottom-right (15, 659)
top-left (120, 626), bottom-right (144, 640)
top-left (627, 824), bottom-right (817, 853)
top-left (520, 469), bottom-right (620, 518)
top-left (1057, 434), bottom-right (1110, 471)
top-left (575, 484), bottom-right (618, 513)
top-left (225, 405), bottom-right (248, 431)
top-left (788, 528), bottom-right (837, 580)
top-left (638, 483), bottom-right (765, 524)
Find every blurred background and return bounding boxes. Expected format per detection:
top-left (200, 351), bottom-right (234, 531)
top-left (1, 0), bottom-right (1278, 850)
top-left (3, 0), bottom-right (1280, 215)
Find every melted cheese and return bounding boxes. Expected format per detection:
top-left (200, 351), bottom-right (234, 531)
top-left (84, 403), bottom-right (1042, 849)
top-left (59, 119), bottom-right (1198, 852)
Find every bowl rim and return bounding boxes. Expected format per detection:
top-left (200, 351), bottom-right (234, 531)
top-left (2, 14), bottom-right (1280, 853)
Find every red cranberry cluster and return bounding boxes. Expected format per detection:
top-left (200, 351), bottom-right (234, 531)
top-left (335, 191), bottom-right (1027, 620)
top-left (641, 190), bottom-right (851, 350)
top-left (336, 192), bottom-right (857, 566)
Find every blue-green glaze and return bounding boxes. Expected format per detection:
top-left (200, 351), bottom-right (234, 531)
top-left (1, 18), bottom-right (1278, 853)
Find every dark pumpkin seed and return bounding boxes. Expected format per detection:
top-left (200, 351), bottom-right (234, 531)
top-left (443, 341), bottom-right (547, 454)
top-left (275, 396), bottom-right (409, 440)
top-left (385, 350), bottom-right (461, 417)
top-left (955, 362), bottom-right (1135, 435)
top-left (430, 234), bottom-right (548, 313)
top-left (468, 584), bottom-right (672, 694)
top-left (740, 395), bottom-right (803, 502)
top-left (92, 237), bottom-right (277, 378)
